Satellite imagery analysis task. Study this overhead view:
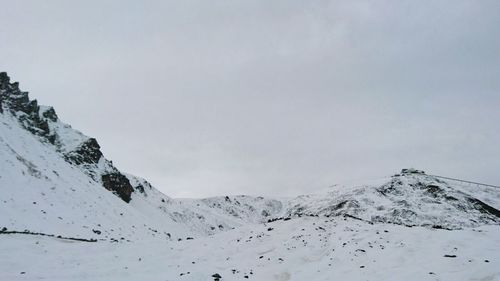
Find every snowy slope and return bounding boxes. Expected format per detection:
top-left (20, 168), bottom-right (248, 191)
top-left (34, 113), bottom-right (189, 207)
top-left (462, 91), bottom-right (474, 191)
top-left (0, 110), bottom-right (191, 240)
top-left (0, 216), bottom-right (498, 281)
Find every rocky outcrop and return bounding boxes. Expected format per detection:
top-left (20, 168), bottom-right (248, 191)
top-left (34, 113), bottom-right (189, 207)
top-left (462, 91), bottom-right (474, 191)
top-left (0, 74), bottom-right (33, 114)
top-left (0, 72), bottom-right (6, 113)
top-left (41, 106), bottom-right (58, 122)
top-left (0, 72), bottom-right (56, 144)
top-left (102, 172), bottom-right (134, 203)
top-left (466, 197), bottom-right (500, 218)
top-left (65, 138), bottom-right (103, 165)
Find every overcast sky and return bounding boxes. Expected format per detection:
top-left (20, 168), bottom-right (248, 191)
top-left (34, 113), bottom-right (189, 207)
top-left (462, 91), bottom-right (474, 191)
top-left (1, 1), bottom-right (499, 197)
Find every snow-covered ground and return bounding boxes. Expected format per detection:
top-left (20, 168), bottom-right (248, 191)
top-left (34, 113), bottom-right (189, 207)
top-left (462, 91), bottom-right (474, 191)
top-left (1, 217), bottom-right (498, 281)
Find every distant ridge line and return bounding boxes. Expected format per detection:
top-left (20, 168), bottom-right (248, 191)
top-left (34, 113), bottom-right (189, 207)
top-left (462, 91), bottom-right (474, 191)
top-left (429, 174), bottom-right (500, 189)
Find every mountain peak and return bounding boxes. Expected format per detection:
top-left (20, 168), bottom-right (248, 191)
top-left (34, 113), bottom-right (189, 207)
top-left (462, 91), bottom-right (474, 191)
top-left (0, 72), bottom-right (31, 115)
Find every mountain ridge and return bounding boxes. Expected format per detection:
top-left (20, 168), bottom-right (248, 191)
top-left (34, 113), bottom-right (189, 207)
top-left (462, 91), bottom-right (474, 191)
top-left (1, 71), bottom-right (499, 237)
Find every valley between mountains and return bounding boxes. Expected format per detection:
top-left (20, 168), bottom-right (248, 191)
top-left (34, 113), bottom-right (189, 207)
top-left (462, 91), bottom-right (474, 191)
top-left (1, 72), bottom-right (499, 280)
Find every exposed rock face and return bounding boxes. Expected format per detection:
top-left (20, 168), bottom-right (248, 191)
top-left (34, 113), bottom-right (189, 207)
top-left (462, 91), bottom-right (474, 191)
top-left (0, 72), bottom-right (56, 144)
top-left (102, 173), bottom-right (134, 203)
top-left (65, 138), bottom-right (103, 165)
top-left (0, 73), bottom-right (5, 113)
top-left (466, 197), bottom-right (500, 218)
top-left (1, 72), bottom-right (135, 203)
top-left (42, 106), bottom-right (58, 122)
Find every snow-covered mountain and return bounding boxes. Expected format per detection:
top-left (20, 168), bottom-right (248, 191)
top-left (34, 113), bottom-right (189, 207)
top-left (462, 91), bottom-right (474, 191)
top-left (0, 72), bottom-right (285, 241)
top-left (286, 172), bottom-right (500, 229)
top-left (1, 72), bottom-right (499, 280)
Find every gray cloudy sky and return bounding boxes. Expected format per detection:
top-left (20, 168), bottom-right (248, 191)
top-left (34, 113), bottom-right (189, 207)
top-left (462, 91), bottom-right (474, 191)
top-left (1, 1), bottom-right (499, 197)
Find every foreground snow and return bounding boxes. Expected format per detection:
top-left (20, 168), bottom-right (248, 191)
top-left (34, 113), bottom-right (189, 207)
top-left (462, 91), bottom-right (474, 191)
top-left (1, 217), bottom-right (498, 281)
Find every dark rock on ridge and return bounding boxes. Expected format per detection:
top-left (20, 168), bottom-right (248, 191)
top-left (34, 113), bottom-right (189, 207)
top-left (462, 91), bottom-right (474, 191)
top-left (102, 173), bottom-right (134, 203)
top-left (466, 197), bottom-right (500, 218)
top-left (42, 106), bottom-right (58, 122)
top-left (0, 72), bottom-right (56, 144)
top-left (65, 138), bottom-right (103, 165)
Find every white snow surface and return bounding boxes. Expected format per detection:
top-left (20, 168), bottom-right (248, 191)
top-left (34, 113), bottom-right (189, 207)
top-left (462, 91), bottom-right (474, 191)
top-left (0, 217), bottom-right (499, 281)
